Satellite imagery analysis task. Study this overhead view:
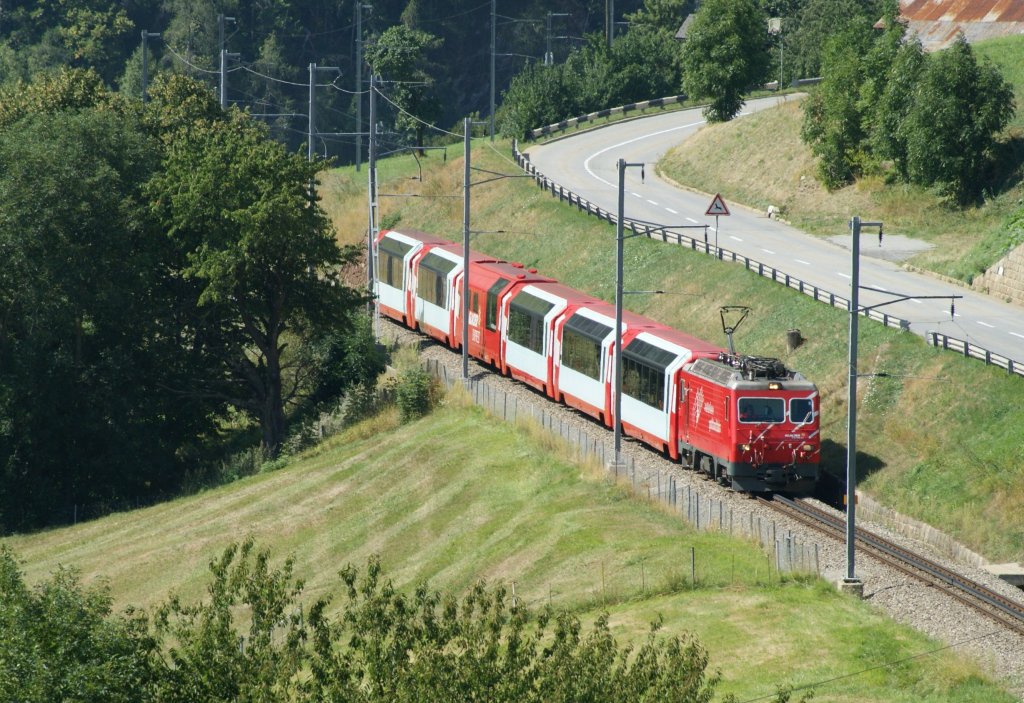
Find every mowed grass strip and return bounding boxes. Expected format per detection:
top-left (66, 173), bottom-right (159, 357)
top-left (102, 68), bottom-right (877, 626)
top-left (6, 398), bottom-right (1014, 702)
top-left (6, 401), bottom-right (774, 612)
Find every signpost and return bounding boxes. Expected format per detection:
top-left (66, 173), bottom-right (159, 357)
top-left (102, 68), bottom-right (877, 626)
top-left (705, 193), bottom-right (730, 250)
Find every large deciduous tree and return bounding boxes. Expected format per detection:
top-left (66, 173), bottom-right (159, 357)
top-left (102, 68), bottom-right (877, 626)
top-left (0, 75), bottom-right (217, 530)
top-left (365, 24), bottom-right (443, 151)
top-left (680, 0), bottom-right (770, 122)
top-left (903, 35), bottom-right (1015, 204)
top-left (146, 113), bottom-right (367, 455)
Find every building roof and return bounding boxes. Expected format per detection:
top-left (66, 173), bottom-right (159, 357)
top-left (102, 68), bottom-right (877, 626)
top-left (899, 0), bottom-right (1024, 51)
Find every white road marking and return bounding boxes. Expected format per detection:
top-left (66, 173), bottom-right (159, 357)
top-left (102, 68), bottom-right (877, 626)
top-left (794, 259), bottom-right (810, 265)
top-left (583, 118), bottom-right (708, 188)
top-left (1011, 332), bottom-right (1024, 340)
top-left (730, 236), bottom-right (744, 242)
top-left (686, 217), bottom-right (698, 224)
top-left (837, 273), bottom-right (851, 280)
top-left (761, 248), bottom-right (775, 255)
top-left (647, 199), bottom-right (659, 206)
top-left (666, 207), bottom-right (678, 214)
top-left (910, 299), bottom-right (922, 304)
top-left (632, 192), bottom-right (643, 198)
top-left (873, 285), bottom-right (888, 291)
top-left (977, 321), bottom-right (995, 328)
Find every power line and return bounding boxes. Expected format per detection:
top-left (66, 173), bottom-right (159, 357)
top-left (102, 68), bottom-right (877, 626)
top-left (162, 42), bottom-right (219, 75)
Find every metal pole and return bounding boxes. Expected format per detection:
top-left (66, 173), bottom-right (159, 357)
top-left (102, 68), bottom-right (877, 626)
top-left (846, 216), bottom-right (861, 583)
top-left (462, 117), bottom-right (472, 381)
top-left (609, 0), bottom-right (615, 44)
top-left (614, 158), bottom-right (625, 463)
top-left (308, 63), bottom-right (316, 162)
top-left (220, 49), bottom-right (227, 108)
top-left (489, 0), bottom-right (496, 140)
top-left (355, 2), bottom-right (364, 171)
top-left (545, 12), bottom-right (552, 66)
top-left (141, 31), bottom-right (160, 103)
top-left (368, 74), bottom-right (378, 299)
top-left (141, 31), bottom-right (149, 102)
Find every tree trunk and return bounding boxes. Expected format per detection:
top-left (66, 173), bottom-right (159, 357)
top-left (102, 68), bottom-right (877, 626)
top-left (260, 341), bottom-right (286, 456)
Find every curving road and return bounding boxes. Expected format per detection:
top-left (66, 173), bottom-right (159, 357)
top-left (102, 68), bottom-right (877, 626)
top-left (523, 96), bottom-right (1024, 367)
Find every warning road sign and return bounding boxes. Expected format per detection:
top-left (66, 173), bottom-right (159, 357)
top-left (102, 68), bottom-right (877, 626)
top-left (705, 193), bottom-right (730, 216)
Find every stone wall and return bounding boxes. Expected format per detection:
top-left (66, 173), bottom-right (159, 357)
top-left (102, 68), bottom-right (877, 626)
top-left (973, 242), bottom-right (1024, 307)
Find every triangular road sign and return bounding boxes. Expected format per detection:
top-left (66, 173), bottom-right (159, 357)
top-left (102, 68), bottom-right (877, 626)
top-left (705, 193), bottom-right (730, 216)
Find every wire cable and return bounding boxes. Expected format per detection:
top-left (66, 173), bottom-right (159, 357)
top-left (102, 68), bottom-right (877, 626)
top-left (163, 42), bottom-right (219, 74)
top-left (373, 86), bottom-right (463, 139)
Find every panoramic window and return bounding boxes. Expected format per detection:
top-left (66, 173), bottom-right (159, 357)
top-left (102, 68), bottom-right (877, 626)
top-left (561, 313), bottom-right (611, 381)
top-left (486, 278), bottom-right (509, 331)
top-left (508, 292), bottom-right (553, 354)
top-left (417, 253), bottom-right (458, 307)
top-left (377, 237), bottom-right (412, 288)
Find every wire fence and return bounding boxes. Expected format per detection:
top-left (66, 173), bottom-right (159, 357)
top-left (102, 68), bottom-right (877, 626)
top-left (426, 359), bottom-right (822, 577)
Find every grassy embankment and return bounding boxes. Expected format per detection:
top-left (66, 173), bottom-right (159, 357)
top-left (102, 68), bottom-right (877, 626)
top-left (659, 35), bottom-right (1024, 285)
top-left (320, 120), bottom-right (1024, 564)
top-left (6, 390), bottom-right (1013, 702)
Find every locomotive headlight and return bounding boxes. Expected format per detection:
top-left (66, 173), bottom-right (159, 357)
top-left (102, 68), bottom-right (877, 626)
top-left (740, 443), bottom-right (751, 452)
top-left (768, 382), bottom-right (781, 390)
top-left (802, 443), bottom-right (815, 452)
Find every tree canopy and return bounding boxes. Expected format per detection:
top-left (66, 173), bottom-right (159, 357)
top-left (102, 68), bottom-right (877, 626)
top-left (4, 540), bottom-right (798, 702)
top-left (680, 0), bottom-right (770, 122)
top-left (0, 69), bottom-right (373, 532)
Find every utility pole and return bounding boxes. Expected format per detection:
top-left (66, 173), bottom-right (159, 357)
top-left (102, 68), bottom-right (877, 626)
top-left (308, 63), bottom-right (317, 163)
top-left (489, 0), bottom-right (496, 140)
top-left (462, 116), bottom-right (472, 380)
top-left (367, 74), bottom-right (379, 298)
top-left (355, 3), bottom-right (370, 171)
top-left (308, 63), bottom-right (342, 162)
top-left (140, 30), bottom-right (160, 102)
top-left (612, 158), bottom-right (645, 467)
top-left (218, 14), bottom-right (237, 110)
top-left (609, 0), bottom-right (615, 45)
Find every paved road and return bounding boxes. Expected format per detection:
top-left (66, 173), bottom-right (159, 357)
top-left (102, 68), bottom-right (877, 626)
top-left (524, 96), bottom-right (1024, 366)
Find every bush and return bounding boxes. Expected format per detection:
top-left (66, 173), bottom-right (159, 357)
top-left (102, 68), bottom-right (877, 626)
top-left (395, 366), bottom-right (435, 422)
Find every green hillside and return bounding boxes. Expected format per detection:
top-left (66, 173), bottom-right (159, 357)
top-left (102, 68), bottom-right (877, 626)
top-left (5, 395), bottom-right (1012, 702)
top-left (321, 131), bottom-right (1024, 563)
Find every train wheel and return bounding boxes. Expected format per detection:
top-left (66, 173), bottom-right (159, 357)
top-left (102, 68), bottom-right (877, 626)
top-left (698, 454), bottom-right (714, 479)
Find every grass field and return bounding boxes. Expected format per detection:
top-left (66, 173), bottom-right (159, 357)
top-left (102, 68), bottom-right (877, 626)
top-left (5, 396), bottom-right (1014, 702)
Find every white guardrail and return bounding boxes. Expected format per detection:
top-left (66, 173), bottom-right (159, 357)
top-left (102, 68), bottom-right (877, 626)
top-left (511, 140), bottom-right (1024, 379)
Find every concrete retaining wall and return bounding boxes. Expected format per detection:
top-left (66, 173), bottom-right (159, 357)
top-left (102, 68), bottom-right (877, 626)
top-left (974, 242), bottom-right (1024, 307)
top-left (857, 493), bottom-right (990, 568)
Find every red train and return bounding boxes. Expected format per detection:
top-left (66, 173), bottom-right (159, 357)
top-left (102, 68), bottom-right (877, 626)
top-left (374, 228), bottom-right (820, 493)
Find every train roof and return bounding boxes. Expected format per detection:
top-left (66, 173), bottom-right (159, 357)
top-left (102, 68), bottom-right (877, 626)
top-left (378, 228), bottom-right (454, 248)
top-left (686, 354), bottom-right (816, 391)
top-left (472, 260), bottom-right (554, 284)
top-left (642, 325), bottom-right (724, 358)
top-left (522, 280), bottom-right (604, 306)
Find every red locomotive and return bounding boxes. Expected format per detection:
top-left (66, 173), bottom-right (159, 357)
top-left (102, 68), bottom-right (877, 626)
top-left (374, 228), bottom-right (820, 493)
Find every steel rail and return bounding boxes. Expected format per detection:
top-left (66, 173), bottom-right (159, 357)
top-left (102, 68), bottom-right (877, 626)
top-left (762, 495), bottom-right (1024, 636)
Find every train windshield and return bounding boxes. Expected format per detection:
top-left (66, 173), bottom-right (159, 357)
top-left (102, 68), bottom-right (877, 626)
top-left (738, 397), bottom-right (784, 423)
top-left (790, 397), bottom-right (815, 424)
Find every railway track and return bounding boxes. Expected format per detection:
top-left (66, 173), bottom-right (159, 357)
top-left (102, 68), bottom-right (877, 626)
top-left (761, 495), bottom-right (1024, 637)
